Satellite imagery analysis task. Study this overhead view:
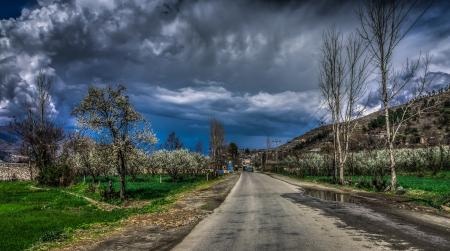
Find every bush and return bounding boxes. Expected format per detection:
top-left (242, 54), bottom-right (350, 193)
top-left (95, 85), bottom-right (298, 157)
top-left (37, 163), bottom-right (75, 187)
top-left (277, 146), bottom-right (450, 178)
top-left (150, 149), bottom-right (209, 181)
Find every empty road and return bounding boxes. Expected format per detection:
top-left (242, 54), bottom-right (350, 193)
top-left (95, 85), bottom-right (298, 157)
top-left (173, 172), bottom-right (450, 251)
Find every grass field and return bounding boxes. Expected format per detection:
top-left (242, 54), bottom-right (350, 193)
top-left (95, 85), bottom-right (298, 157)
top-left (0, 175), bottom-right (209, 251)
top-left (296, 171), bottom-right (450, 208)
top-left (68, 175), bottom-right (206, 204)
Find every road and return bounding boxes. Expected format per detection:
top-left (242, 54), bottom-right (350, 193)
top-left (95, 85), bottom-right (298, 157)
top-left (173, 172), bottom-right (450, 251)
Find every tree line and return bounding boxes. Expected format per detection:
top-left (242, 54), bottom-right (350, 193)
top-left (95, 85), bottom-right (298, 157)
top-left (11, 77), bottom-right (239, 200)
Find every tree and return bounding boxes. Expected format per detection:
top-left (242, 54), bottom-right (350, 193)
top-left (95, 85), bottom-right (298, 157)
top-left (163, 131), bottom-right (183, 150)
top-left (63, 133), bottom-right (99, 183)
top-left (63, 133), bottom-right (116, 183)
top-left (319, 29), bottom-right (369, 184)
top-left (150, 149), bottom-right (207, 181)
top-left (72, 85), bottom-right (157, 199)
top-left (359, 0), bottom-right (432, 189)
top-left (194, 140), bottom-right (204, 154)
top-left (128, 147), bottom-right (151, 180)
top-left (228, 142), bottom-right (239, 168)
top-left (12, 71), bottom-right (64, 185)
top-left (209, 118), bottom-right (225, 171)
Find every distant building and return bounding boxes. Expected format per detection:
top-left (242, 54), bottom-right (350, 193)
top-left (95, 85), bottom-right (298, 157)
top-left (242, 158), bottom-right (251, 166)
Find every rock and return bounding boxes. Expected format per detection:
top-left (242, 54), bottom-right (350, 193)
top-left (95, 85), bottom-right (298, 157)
top-left (395, 186), bottom-right (406, 195)
top-left (441, 205), bottom-right (450, 213)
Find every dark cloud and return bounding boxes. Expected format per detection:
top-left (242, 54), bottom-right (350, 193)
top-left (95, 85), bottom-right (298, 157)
top-left (0, 0), bottom-right (449, 148)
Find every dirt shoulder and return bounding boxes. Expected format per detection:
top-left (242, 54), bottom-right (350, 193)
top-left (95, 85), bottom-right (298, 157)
top-left (265, 172), bottom-right (450, 230)
top-left (53, 173), bottom-right (240, 251)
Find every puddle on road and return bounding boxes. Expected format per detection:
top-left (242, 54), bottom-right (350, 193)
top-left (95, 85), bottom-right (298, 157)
top-left (302, 188), bottom-right (358, 203)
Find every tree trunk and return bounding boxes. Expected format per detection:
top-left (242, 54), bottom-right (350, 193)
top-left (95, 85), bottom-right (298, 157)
top-left (28, 157), bottom-right (33, 181)
top-left (119, 172), bottom-right (126, 200)
top-left (119, 150), bottom-right (127, 200)
top-left (388, 141), bottom-right (396, 189)
top-left (339, 161), bottom-right (344, 185)
top-left (382, 66), bottom-right (397, 190)
top-left (335, 123), bottom-right (344, 184)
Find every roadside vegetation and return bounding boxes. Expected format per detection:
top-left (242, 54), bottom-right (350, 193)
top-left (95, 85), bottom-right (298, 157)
top-left (0, 175), bottom-right (217, 251)
top-left (299, 172), bottom-right (450, 209)
top-left (272, 146), bottom-right (450, 209)
top-left (258, 0), bottom-right (450, 212)
top-left (1, 71), bottom-right (237, 250)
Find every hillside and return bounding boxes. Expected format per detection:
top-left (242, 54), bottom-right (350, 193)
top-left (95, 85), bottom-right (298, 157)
top-left (279, 89), bottom-right (450, 153)
top-left (0, 126), bottom-right (21, 162)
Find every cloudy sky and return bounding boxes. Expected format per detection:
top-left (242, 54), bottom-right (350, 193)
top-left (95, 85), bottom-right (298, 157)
top-left (0, 0), bottom-right (449, 150)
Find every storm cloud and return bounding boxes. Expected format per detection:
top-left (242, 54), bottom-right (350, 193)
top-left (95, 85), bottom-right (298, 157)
top-left (0, 0), bottom-right (449, 148)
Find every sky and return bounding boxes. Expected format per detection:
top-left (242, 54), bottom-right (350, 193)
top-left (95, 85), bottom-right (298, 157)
top-left (0, 0), bottom-right (449, 150)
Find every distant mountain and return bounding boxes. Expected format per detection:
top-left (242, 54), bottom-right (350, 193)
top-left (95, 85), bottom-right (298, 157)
top-left (279, 88), bottom-right (450, 153)
top-left (0, 126), bottom-right (19, 143)
top-left (0, 126), bottom-right (21, 161)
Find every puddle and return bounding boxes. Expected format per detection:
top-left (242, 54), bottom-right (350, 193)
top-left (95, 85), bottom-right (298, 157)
top-left (302, 188), bottom-right (359, 203)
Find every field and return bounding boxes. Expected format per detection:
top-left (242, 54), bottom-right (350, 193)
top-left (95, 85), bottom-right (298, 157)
top-left (0, 175), bottom-right (209, 251)
top-left (300, 171), bottom-right (450, 208)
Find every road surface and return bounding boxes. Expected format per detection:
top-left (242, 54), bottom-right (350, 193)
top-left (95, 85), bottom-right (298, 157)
top-left (173, 172), bottom-right (450, 251)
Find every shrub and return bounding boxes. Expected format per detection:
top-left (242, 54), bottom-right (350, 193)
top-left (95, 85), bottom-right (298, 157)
top-left (150, 149), bottom-right (209, 181)
top-left (278, 146), bottom-right (450, 178)
top-left (37, 163), bottom-right (75, 187)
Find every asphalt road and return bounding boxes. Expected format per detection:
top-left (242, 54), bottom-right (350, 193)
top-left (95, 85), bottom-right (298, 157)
top-left (172, 172), bottom-right (450, 251)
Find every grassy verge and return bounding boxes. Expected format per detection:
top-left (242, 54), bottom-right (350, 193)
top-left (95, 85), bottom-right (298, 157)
top-left (278, 171), bottom-right (450, 209)
top-left (67, 175), bottom-right (208, 205)
top-left (0, 174), bottom-right (215, 251)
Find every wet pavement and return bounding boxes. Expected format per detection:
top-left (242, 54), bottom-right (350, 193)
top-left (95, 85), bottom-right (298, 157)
top-left (173, 172), bottom-right (450, 251)
top-left (301, 188), bottom-right (359, 203)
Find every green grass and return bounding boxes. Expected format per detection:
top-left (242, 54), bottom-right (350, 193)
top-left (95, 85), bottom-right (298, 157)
top-left (282, 171), bottom-right (450, 208)
top-left (69, 175), bottom-right (206, 204)
top-left (0, 175), bottom-right (209, 251)
top-left (395, 172), bottom-right (450, 207)
top-left (0, 182), bottom-right (127, 251)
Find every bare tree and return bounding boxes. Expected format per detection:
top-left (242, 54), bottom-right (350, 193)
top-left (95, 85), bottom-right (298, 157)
top-left (12, 71), bottom-right (64, 185)
top-left (359, 0), bottom-right (432, 189)
top-left (194, 140), bottom-right (204, 154)
top-left (163, 131), bottom-right (183, 150)
top-left (72, 85), bottom-right (157, 199)
top-left (319, 29), bottom-right (369, 184)
top-left (209, 118), bottom-right (225, 171)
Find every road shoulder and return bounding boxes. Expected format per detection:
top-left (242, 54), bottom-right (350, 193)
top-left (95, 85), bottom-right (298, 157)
top-left (52, 173), bottom-right (240, 251)
top-left (265, 172), bottom-right (450, 229)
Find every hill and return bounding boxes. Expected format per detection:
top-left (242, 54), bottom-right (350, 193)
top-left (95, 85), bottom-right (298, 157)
top-left (279, 89), bottom-right (450, 154)
top-left (0, 126), bottom-right (21, 162)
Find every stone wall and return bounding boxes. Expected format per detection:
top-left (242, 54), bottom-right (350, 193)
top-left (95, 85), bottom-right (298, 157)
top-left (0, 163), bottom-right (35, 181)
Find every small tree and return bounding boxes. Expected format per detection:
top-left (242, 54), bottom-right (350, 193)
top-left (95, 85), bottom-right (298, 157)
top-left (128, 147), bottom-right (151, 180)
top-left (228, 142), bottom-right (239, 169)
top-left (209, 118), bottom-right (225, 171)
top-left (359, 0), bottom-right (433, 189)
top-left (194, 140), bottom-right (204, 154)
top-left (163, 131), bottom-right (183, 150)
top-left (63, 133), bottom-right (100, 183)
top-left (12, 71), bottom-right (64, 185)
top-left (72, 85), bottom-right (157, 199)
top-left (319, 29), bottom-right (369, 184)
